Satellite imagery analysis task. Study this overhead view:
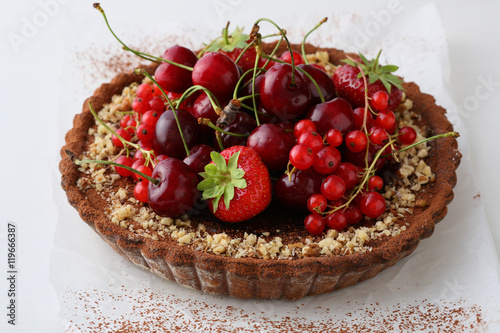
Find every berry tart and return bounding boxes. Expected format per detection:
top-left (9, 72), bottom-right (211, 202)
top-left (60, 8), bottom-right (461, 300)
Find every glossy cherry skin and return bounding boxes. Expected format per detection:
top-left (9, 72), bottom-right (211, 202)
top-left (297, 64), bottom-right (335, 104)
top-left (259, 63), bottom-right (313, 121)
top-left (154, 45), bottom-right (198, 93)
top-left (190, 92), bottom-right (230, 140)
top-left (216, 111), bottom-right (257, 149)
top-left (247, 123), bottom-right (294, 172)
top-left (148, 158), bottom-right (201, 218)
top-left (275, 168), bottom-right (324, 212)
top-left (153, 109), bottom-right (201, 159)
top-left (306, 97), bottom-right (354, 136)
top-left (192, 52), bottom-right (240, 97)
top-left (182, 144), bottom-right (216, 177)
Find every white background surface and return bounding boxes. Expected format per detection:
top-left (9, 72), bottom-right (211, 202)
top-left (1, 0), bottom-right (499, 332)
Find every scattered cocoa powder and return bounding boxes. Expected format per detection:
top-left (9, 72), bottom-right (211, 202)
top-left (61, 287), bottom-right (488, 332)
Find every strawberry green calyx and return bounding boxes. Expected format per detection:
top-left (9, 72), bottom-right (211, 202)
top-left (206, 26), bottom-right (249, 53)
top-left (342, 50), bottom-right (404, 93)
top-left (197, 151), bottom-right (247, 211)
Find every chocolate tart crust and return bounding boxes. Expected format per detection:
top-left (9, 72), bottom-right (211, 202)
top-left (60, 44), bottom-right (461, 300)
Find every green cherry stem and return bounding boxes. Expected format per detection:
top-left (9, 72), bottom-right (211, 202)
top-left (134, 69), bottom-right (191, 156)
top-left (198, 118), bottom-right (250, 137)
top-left (301, 17), bottom-right (328, 65)
top-left (68, 151), bottom-right (159, 185)
top-left (254, 18), bottom-right (296, 85)
top-left (93, 4), bottom-right (193, 71)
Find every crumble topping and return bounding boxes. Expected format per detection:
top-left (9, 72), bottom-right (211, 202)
top-left (76, 54), bottom-right (435, 260)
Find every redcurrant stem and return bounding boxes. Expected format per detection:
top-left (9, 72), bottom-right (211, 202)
top-left (70, 154), bottom-right (159, 185)
top-left (254, 18), bottom-right (296, 85)
top-left (198, 118), bottom-right (249, 137)
top-left (93, 4), bottom-right (193, 71)
top-left (301, 17), bottom-right (328, 65)
top-left (381, 132), bottom-right (459, 158)
top-left (135, 69), bottom-right (191, 157)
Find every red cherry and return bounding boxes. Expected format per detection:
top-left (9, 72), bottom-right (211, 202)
top-left (359, 191), bottom-right (386, 218)
top-left (371, 91), bottom-right (388, 111)
top-left (313, 146), bottom-right (341, 175)
top-left (297, 131), bottom-right (323, 153)
top-left (297, 64), bottom-right (335, 104)
top-left (325, 211), bottom-right (348, 232)
top-left (114, 155), bottom-right (134, 177)
top-left (320, 175), bottom-right (346, 201)
top-left (375, 110), bottom-right (396, 130)
top-left (275, 168), bottom-right (324, 211)
top-left (346, 130), bottom-right (368, 153)
top-left (369, 126), bottom-right (388, 145)
top-left (112, 129), bottom-right (131, 148)
top-left (306, 97), bottom-right (354, 136)
top-left (155, 45), bottom-right (198, 93)
top-left (260, 63), bottom-right (312, 121)
top-left (289, 144), bottom-right (314, 170)
top-left (153, 109), bottom-right (201, 159)
top-left (334, 162), bottom-right (359, 190)
top-left (192, 52), bottom-right (240, 97)
top-left (280, 50), bottom-right (304, 65)
top-left (398, 126), bottom-right (417, 144)
top-left (307, 194), bottom-right (328, 214)
top-left (326, 129), bottom-right (343, 147)
top-left (148, 158), bottom-right (201, 218)
top-left (136, 83), bottom-right (154, 102)
top-left (247, 123), bottom-right (294, 172)
top-left (182, 144), bottom-right (216, 176)
top-left (304, 214), bottom-right (326, 235)
top-left (294, 119), bottom-right (316, 139)
top-left (134, 181), bottom-right (148, 203)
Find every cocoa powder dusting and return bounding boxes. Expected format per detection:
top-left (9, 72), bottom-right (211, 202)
top-left (61, 288), bottom-right (487, 332)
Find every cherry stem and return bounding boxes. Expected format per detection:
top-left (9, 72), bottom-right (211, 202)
top-left (262, 54), bottom-right (325, 103)
top-left (254, 18), bottom-right (296, 85)
top-left (234, 40), bottom-right (255, 65)
top-left (198, 118), bottom-right (249, 137)
top-left (69, 153), bottom-right (159, 185)
top-left (301, 17), bottom-right (328, 65)
top-left (252, 51), bottom-right (262, 126)
top-left (134, 69), bottom-right (191, 156)
top-left (178, 85), bottom-right (222, 115)
top-left (381, 132), bottom-right (460, 158)
top-left (93, 4), bottom-right (193, 71)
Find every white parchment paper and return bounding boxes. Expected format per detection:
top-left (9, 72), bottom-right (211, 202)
top-left (52, 2), bottom-right (500, 331)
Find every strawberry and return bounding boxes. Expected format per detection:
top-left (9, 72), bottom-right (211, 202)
top-left (197, 146), bottom-right (271, 222)
top-left (333, 51), bottom-right (404, 111)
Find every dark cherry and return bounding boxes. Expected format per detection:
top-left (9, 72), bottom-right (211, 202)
top-left (154, 45), bottom-right (198, 93)
top-left (216, 111), bottom-right (257, 149)
top-left (192, 52), bottom-right (240, 97)
top-left (247, 123), bottom-right (294, 172)
top-left (277, 121), bottom-right (296, 143)
top-left (259, 63), bottom-right (313, 121)
top-left (190, 92), bottom-right (230, 140)
top-left (306, 97), bottom-right (354, 136)
top-left (153, 109), bottom-right (201, 159)
top-left (275, 168), bottom-right (325, 212)
top-left (297, 64), bottom-right (335, 104)
top-left (240, 74), bottom-right (264, 101)
top-left (148, 158), bottom-right (201, 218)
top-left (182, 144), bottom-right (216, 177)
